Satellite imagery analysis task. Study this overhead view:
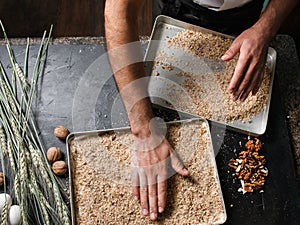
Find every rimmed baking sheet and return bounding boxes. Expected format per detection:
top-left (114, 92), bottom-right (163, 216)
top-left (66, 118), bottom-right (227, 224)
top-left (144, 15), bottom-right (276, 136)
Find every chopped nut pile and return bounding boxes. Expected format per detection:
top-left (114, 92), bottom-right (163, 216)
top-left (229, 138), bottom-right (268, 193)
top-left (167, 30), bottom-right (230, 59)
top-left (70, 121), bottom-right (226, 224)
top-left (153, 29), bottom-right (271, 122)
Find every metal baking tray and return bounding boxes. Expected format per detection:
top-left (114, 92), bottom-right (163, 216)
top-left (66, 118), bottom-right (227, 224)
top-left (144, 15), bottom-right (276, 136)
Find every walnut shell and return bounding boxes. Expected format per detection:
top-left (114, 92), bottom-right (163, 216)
top-left (0, 172), bottom-right (4, 186)
top-left (52, 161), bottom-right (67, 176)
top-left (47, 147), bottom-right (62, 163)
top-left (54, 125), bottom-right (69, 140)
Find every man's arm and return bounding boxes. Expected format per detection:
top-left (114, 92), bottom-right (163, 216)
top-left (105, 0), bottom-right (152, 132)
top-left (104, 0), bottom-right (188, 221)
top-left (222, 0), bottom-right (299, 101)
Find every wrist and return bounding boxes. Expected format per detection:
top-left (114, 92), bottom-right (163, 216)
top-left (128, 98), bottom-right (153, 139)
top-left (252, 21), bottom-right (275, 44)
top-left (130, 118), bottom-right (152, 139)
top-left (255, 1), bottom-right (292, 44)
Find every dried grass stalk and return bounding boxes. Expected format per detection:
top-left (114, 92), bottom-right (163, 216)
top-left (0, 21), bottom-right (70, 225)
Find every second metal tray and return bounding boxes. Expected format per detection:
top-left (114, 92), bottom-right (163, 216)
top-left (144, 15), bottom-right (276, 136)
top-left (66, 118), bottom-right (227, 224)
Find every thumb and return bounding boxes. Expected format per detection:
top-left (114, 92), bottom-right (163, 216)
top-left (170, 151), bottom-right (189, 176)
top-left (221, 40), bottom-right (240, 61)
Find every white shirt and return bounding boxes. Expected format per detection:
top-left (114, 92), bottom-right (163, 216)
top-left (193, 0), bottom-right (253, 11)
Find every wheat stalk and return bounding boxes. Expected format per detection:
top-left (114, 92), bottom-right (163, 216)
top-left (0, 202), bottom-right (9, 225)
top-left (0, 133), bottom-right (9, 225)
top-left (40, 202), bottom-right (51, 225)
top-left (28, 145), bottom-right (53, 188)
top-left (15, 62), bottom-right (30, 89)
top-left (0, 21), bottom-right (70, 225)
top-left (13, 173), bottom-right (21, 202)
top-left (6, 140), bottom-right (16, 170)
top-left (0, 126), bottom-right (7, 154)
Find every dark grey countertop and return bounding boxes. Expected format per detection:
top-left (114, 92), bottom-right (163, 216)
top-left (0, 35), bottom-right (299, 224)
top-left (271, 35), bottom-right (300, 184)
top-left (3, 35), bottom-right (298, 181)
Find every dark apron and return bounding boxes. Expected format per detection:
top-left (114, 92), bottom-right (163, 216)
top-left (160, 0), bottom-right (264, 35)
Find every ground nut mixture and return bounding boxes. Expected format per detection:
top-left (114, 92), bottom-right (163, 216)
top-left (70, 121), bottom-right (225, 224)
top-left (153, 30), bottom-right (271, 122)
top-left (228, 138), bottom-right (268, 193)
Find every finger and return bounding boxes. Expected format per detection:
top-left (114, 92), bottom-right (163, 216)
top-left (252, 53), bottom-right (267, 95)
top-left (236, 57), bottom-right (264, 101)
top-left (131, 169), bottom-right (140, 201)
top-left (231, 60), bottom-right (253, 99)
top-left (252, 71), bottom-right (264, 95)
top-left (239, 79), bottom-right (255, 102)
top-left (228, 56), bottom-right (249, 95)
top-left (139, 169), bottom-right (149, 216)
top-left (170, 150), bottom-right (189, 176)
top-left (239, 68), bottom-right (262, 101)
top-left (221, 40), bottom-right (240, 61)
top-left (157, 180), bottom-right (167, 213)
top-left (148, 176), bottom-right (158, 221)
top-left (237, 70), bottom-right (255, 101)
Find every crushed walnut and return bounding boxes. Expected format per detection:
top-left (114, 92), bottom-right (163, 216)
top-left (228, 138), bottom-right (268, 193)
top-left (70, 121), bottom-right (226, 224)
top-left (152, 29), bottom-right (271, 122)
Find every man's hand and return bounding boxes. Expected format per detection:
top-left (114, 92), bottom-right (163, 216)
top-left (221, 0), bottom-right (299, 102)
top-left (130, 119), bottom-right (189, 221)
top-left (221, 26), bottom-right (268, 102)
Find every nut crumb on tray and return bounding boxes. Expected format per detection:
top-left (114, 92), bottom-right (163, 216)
top-left (70, 120), bottom-right (226, 224)
top-left (152, 29), bottom-right (271, 122)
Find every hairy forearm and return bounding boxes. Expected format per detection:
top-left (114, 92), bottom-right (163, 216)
top-left (254, 0), bottom-right (299, 42)
top-left (105, 0), bottom-right (144, 82)
top-left (104, 0), bottom-right (153, 136)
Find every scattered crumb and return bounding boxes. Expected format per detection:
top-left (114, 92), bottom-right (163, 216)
top-left (70, 121), bottom-right (225, 224)
top-left (153, 29), bottom-right (271, 122)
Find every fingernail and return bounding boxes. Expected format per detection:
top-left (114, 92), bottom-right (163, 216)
top-left (133, 196), bottom-right (139, 201)
top-left (183, 168), bottom-right (189, 175)
top-left (159, 207), bottom-right (164, 213)
top-left (142, 209), bottom-right (148, 215)
top-left (150, 212), bottom-right (157, 220)
top-left (221, 54), bottom-right (228, 60)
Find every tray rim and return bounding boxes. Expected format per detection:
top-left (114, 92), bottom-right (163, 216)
top-left (66, 117), bottom-right (227, 225)
top-left (144, 15), bottom-right (277, 136)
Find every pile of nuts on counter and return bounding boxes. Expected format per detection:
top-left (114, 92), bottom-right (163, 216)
top-left (46, 125), bottom-right (70, 176)
top-left (229, 138), bottom-right (268, 193)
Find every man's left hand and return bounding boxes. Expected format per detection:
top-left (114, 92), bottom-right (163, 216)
top-left (221, 26), bottom-right (269, 101)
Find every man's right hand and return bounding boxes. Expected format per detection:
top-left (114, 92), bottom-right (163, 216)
top-left (105, 0), bottom-right (189, 221)
top-left (130, 121), bottom-right (189, 221)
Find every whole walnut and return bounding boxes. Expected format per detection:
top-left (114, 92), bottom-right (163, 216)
top-left (52, 161), bottom-right (67, 176)
top-left (0, 172), bottom-right (4, 186)
top-left (47, 147), bottom-right (62, 163)
top-left (54, 125), bottom-right (69, 140)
